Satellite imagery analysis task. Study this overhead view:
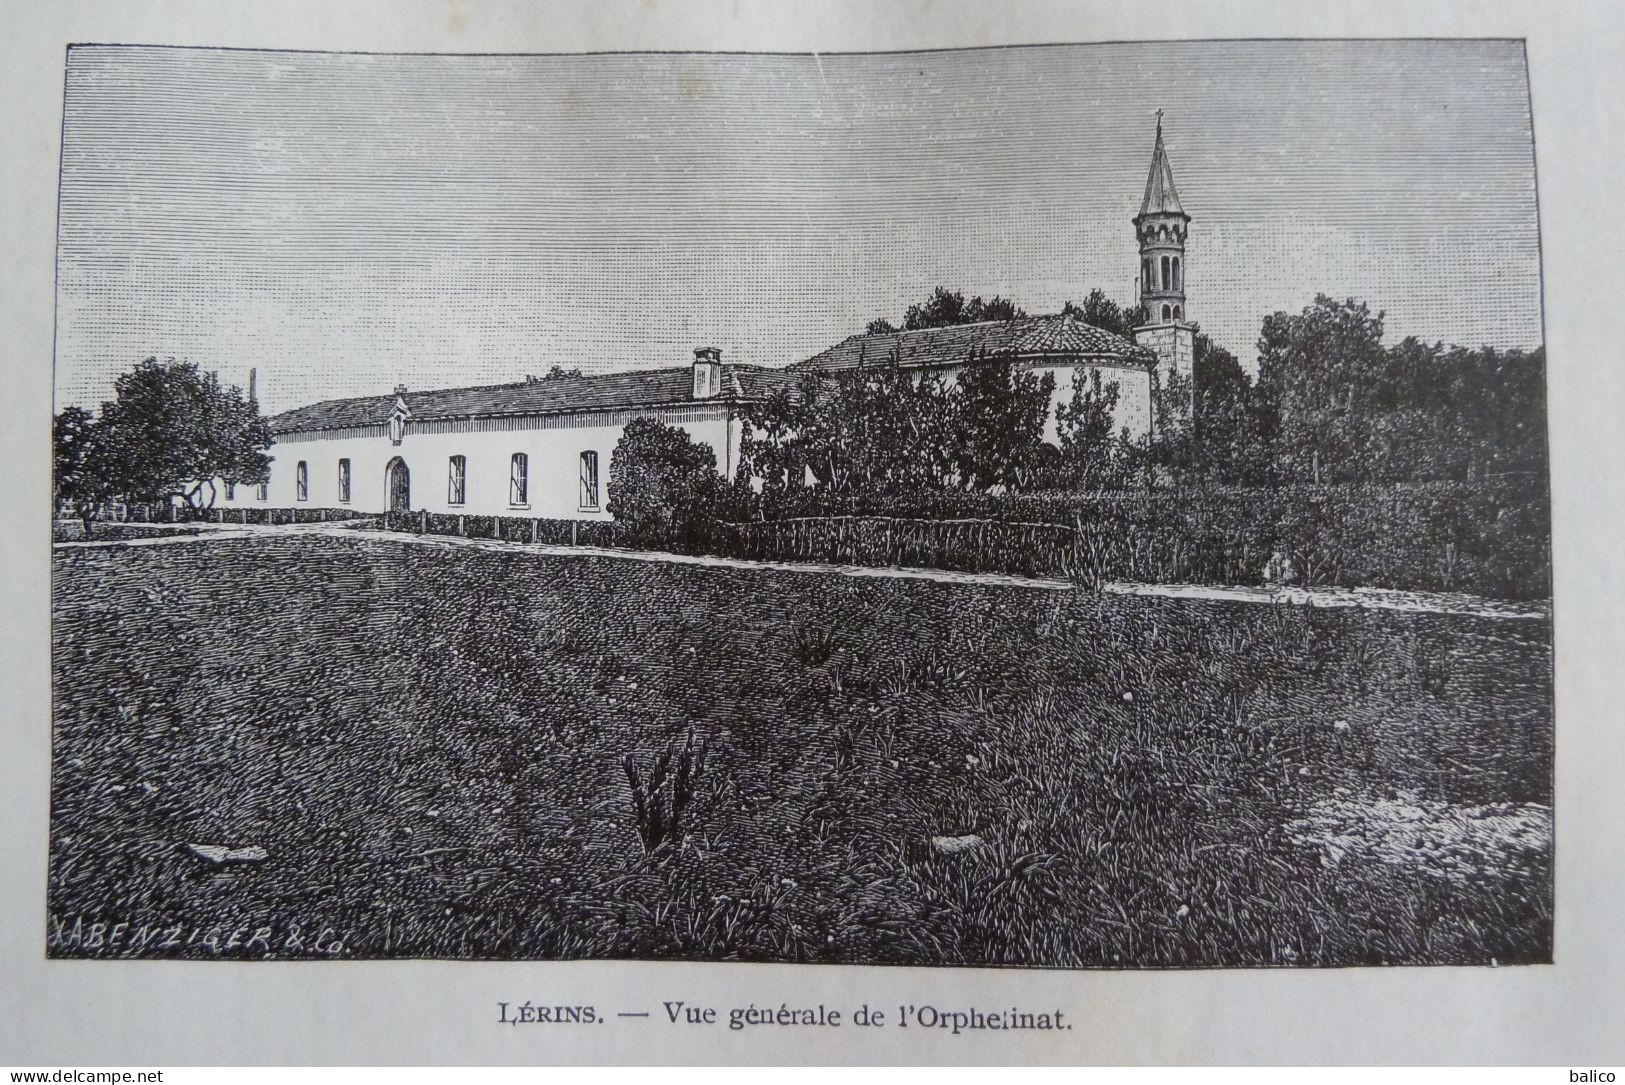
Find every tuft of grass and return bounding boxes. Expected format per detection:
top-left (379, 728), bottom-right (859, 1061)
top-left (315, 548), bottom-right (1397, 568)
top-left (623, 730), bottom-right (710, 854)
top-left (789, 622), bottom-right (838, 668)
top-left (1413, 634), bottom-right (1452, 695)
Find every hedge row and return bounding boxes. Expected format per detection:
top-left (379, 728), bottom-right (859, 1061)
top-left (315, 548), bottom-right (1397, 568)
top-left (719, 516), bottom-right (1080, 578)
top-left (108, 485), bottom-right (1551, 600)
top-left (733, 482), bottom-right (1551, 599)
top-left (353, 483), bottom-right (1550, 600)
top-left (217, 506), bottom-right (361, 525)
top-left (379, 510), bottom-right (630, 548)
top-left (113, 503), bottom-right (365, 526)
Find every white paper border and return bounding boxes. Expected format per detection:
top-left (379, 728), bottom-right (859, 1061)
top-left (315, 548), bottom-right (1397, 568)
top-left (3, 0), bottom-right (1621, 1066)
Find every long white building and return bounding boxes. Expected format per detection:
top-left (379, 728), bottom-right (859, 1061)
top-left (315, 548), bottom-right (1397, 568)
top-left (208, 117), bottom-right (1197, 520)
top-left (212, 352), bottom-right (793, 520)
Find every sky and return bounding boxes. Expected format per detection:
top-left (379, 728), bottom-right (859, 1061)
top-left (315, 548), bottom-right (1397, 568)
top-left (55, 40), bottom-right (1541, 414)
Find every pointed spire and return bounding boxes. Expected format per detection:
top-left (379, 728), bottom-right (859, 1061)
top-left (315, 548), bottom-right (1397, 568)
top-left (1139, 110), bottom-right (1185, 218)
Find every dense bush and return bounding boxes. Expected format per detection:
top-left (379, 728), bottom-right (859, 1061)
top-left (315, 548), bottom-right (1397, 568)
top-left (607, 417), bottom-right (732, 552)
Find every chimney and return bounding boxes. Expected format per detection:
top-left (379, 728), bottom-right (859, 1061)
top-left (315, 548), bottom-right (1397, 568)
top-left (692, 347), bottom-right (722, 399)
top-left (394, 383), bottom-right (408, 396)
top-left (247, 368), bottom-right (257, 406)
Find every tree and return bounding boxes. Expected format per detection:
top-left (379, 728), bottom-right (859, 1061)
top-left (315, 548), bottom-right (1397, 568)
top-left (1373, 339), bottom-right (1548, 485)
top-left (528, 365), bottom-right (583, 382)
top-left (954, 354), bottom-right (1055, 491)
top-left (93, 357), bottom-right (273, 509)
top-left (1248, 296), bottom-right (1546, 489)
top-left (741, 357), bottom-right (963, 501)
top-left (607, 416), bottom-right (724, 549)
top-left (857, 362), bottom-right (960, 491)
top-left (1184, 328), bottom-right (1274, 486)
top-left (1054, 369), bottom-right (1125, 490)
top-left (775, 370), bottom-right (864, 495)
top-left (1148, 365), bottom-right (1196, 487)
top-left (865, 318), bottom-right (898, 335)
top-left (1061, 289), bottom-right (1149, 340)
top-left (736, 385), bottom-right (808, 515)
top-left (197, 375), bottom-right (274, 504)
top-left (899, 287), bottom-right (1028, 331)
top-left (1256, 296), bottom-right (1388, 484)
top-left (53, 406), bottom-right (113, 536)
top-left (1462, 344), bottom-right (1546, 484)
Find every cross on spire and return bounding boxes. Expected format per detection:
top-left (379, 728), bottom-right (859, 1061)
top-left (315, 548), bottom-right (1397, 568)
top-left (1138, 111), bottom-right (1184, 217)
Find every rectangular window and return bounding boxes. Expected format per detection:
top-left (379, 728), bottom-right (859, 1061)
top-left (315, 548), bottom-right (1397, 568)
top-left (579, 450), bottom-right (599, 510)
top-left (448, 454), bottom-right (467, 505)
top-left (337, 458), bottom-right (351, 504)
top-left (257, 481), bottom-right (268, 502)
top-left (225, 481), bottom-right (236, 501)
top-left (295, 461), bottom-right (309, 502)
top-left (510, 452), bottom-right (528, 506)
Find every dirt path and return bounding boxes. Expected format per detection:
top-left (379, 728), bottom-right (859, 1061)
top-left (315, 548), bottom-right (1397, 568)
top-left (1101, 581), bottom-right (1549, 621)
top-left (54, 520), bottom-right (1551, 620)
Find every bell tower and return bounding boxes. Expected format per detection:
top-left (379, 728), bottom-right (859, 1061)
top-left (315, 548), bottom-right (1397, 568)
top-left (1135, 110), bottom-right (1190, 323)
top-left (1133, 111), bottom-right (1195, 393)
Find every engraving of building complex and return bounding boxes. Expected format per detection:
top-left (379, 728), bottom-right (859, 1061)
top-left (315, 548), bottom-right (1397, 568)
top-left (210, 120), bottom-right (1197, 521)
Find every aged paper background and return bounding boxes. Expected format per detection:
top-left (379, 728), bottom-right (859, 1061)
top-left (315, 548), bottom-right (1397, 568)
top-left (2, 0), bottom-right (1621, 1066)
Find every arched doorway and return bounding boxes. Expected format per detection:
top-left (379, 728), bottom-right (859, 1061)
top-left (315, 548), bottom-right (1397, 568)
top-left (385, 456), bottom-right (410, 512)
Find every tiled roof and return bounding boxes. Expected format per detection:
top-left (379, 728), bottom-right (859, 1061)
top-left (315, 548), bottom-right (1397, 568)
top-left (268, 363), bottom-right (798, 435)
top-left (794, 313), bottom-right (1156, 374)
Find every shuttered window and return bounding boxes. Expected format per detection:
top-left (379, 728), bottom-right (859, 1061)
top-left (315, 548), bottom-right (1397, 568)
top-left (579, 450), bottom-right (599, 510)
top-left (510, 452), bottom-right (528, 506)
top-left (448, 455), bottom-right (466, 505)
top-left (337, 458), bottom-right (351, 503)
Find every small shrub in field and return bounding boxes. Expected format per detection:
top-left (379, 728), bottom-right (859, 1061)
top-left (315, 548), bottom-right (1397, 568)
top-left (623, 730), bottom-right (710, 853)
top-left (916, 648), bottom-right (965, 689)
top-left (1345, 637), bottom-right (1387, 694)
top-left (789, 623), bottom-right (837, 668)
top-left (833, 720), bottom-right (857, 774)
top-left (542, 627), bottom-right (585, 655)
top-left (880, 659), bottom-right (917, 698)
top-left (1413, 637), bottom-right (1452, 695)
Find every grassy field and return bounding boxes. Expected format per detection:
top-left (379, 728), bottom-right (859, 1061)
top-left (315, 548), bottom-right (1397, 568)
top-left (49, 534), bottom-right (1553, 967)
